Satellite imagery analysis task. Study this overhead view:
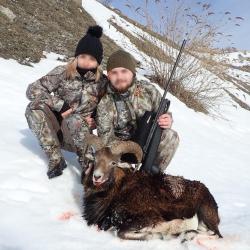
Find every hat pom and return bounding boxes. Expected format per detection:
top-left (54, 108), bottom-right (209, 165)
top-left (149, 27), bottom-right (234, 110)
top-left (87, 25), bottom-right (103, 38)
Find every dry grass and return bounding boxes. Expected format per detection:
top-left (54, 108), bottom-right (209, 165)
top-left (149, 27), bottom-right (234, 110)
top-left (107, 0), bottom-right (248, 115)
top-left (108, 18), bottom-right (224, 114)
top-left (224, 89), bottom-right (250, 111)
top-left (108, 18), bottom-right (173, 65)
top-left (0, 0), bottom-right (121, 64)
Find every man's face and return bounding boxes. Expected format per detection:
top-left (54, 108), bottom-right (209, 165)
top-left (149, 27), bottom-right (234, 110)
top-left (107, 67), bottom-right (134, 93)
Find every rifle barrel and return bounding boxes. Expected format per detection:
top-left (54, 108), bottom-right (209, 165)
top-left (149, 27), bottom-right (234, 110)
top-left (143, 39), bottom-right (186, 155)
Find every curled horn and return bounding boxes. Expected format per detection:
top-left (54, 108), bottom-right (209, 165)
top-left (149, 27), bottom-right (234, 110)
top-left (110, 141), bottom-right (143, 163)
top-left (85, 134), bottom-right (105, 151)
top-left (84, 134), bottom-right (105, 161)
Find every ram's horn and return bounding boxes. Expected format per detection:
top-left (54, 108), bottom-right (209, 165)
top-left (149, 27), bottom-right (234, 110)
top-left (110, 141), bottom-right (143, 163)
top-left (85, 134), bottom-right (105, 151)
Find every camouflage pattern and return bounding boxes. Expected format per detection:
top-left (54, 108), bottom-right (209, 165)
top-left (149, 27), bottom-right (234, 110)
top-left (26, 65), bottom-right (107, 115)
top-left (155, 128), bottom-right (179, 171)
top-left (96, 78), bottom-right (179, 171)
top-left (25, 103), bottom-right (65, 174)
top-left (25, 65), bottom-right (108, 169)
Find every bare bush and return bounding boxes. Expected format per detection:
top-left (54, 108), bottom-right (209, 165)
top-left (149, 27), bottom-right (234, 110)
top-left (119, 0), bottom-right (244, 116)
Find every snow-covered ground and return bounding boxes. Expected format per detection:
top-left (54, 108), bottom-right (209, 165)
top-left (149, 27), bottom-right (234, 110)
top-left (0, 0), bottom-right (250, 249)
top-left (0, 51), bottom-right (250, 250)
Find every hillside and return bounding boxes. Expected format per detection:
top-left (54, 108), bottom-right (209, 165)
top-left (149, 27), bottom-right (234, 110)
top-left (0, 0), bottom-right (120, 64)
top-left (1, 0), bottom-right (249, 113)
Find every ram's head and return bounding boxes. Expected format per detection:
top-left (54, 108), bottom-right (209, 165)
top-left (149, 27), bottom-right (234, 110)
top-left (83, 134), bottom-right (143, 188)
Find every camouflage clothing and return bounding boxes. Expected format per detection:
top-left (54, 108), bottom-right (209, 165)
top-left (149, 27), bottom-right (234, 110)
top-left (25, 65), bottom-right (108, 170)
top-left (96, 78), bottom-right (179, 171)
top-left (26, 65), bottom-right (107, 115)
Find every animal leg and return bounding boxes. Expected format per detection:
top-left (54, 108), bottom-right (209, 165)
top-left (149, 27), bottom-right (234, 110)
top-left (118, 214), bottom-right (199, 241)
top-left (198, 192), bottom-right (222, 238)
top-left (117, 230), bottom-right (163, 240)
top-left (142, 214), bottom-right (198, 236)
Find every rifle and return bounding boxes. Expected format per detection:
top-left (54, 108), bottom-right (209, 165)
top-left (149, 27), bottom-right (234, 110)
top-left (133, 39), bottom-right (186, 174)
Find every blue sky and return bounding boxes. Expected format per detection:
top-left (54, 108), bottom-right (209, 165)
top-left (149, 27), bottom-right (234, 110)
top-left (108, 0), bottom-right (250, 50)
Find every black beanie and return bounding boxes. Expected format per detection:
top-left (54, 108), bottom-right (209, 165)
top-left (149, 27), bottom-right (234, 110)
top-left (75, 25), bottom-right (103, 64)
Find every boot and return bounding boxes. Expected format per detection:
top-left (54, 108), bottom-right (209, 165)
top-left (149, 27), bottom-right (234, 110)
top-left (47, 158), bottom-right (67, 179)
top-left (42, 145), bottom-right (67, 179)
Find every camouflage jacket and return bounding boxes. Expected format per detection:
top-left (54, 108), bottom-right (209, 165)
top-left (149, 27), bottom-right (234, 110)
top-left (26, 65), bottom-right (108, 116)
top-left (96, 78), bottom-right (163, 145)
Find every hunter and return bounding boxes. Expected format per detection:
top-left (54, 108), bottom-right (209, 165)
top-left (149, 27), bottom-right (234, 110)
top-left (96, 50), bottom-right (179, 171)
top-left (25, 25), bottom-right (108, 179)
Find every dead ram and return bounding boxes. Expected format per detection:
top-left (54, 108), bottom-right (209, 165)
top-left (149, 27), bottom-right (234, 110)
top-left (81, 134), bottom-right (222, 241)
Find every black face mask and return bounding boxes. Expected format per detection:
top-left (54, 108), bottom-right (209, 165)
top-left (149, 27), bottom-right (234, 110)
top-left (76, 66), bottom-right (97, 77)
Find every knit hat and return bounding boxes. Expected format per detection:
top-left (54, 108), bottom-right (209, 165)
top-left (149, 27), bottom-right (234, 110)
top-left (75, 25), bottom-right (103, 64)
top-left (107, 50), bottom-right (136, 75)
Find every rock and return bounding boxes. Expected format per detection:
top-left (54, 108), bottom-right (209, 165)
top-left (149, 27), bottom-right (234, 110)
top-left (0, 5), bottom-right (16, 22)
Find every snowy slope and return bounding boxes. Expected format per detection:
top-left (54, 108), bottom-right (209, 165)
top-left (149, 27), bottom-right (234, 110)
top-left (0, 1), bottom-right (250, 250)
top-left (83, 0), bottom-right (250, 111)
top-left (0, 53), bottom-right (250, 250)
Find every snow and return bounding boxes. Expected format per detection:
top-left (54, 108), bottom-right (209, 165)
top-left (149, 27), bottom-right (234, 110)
top-left (225, 51), bottom-right (250, 67)
top-left (83, 0), bottom-right (250, 111)
top-left (0, 52), bottom-right (250, 249)
top-left (0, 0), bottom-right (250, 249)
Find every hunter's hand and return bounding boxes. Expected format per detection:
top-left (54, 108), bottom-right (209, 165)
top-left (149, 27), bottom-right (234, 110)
top-left (61, 108), bottom-right (73, 118)
top-left (157, 113), bottom-right (173, 129)
top-left (85, 115), bottom-right (96, 129)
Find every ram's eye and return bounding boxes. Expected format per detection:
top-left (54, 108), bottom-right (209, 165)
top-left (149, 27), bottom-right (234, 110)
top-left (111, 161), bottom-right (117, 166)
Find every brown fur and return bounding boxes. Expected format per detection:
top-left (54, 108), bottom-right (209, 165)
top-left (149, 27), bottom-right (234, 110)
top-left (82, 156), bottom-right (222, 238)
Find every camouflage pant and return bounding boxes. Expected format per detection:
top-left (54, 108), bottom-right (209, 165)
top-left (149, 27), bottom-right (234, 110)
top-left (154, 128), bottom-right (179, 171)
top-left (25, 102), bottom-right (91, 164)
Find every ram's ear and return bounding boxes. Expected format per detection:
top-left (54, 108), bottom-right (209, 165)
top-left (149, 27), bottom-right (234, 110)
top-left (85, 162), bottom-right (94, 175)
top-left (85, 153), bottom-right (94, 161)
top-left (117, 162), bottom-right (133, 169)
top-left (85, 145), bottom-right (95, 161)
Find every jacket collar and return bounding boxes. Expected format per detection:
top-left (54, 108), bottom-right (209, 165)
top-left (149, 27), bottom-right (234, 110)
top-left (75, 69), bottom-right (97, 81)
